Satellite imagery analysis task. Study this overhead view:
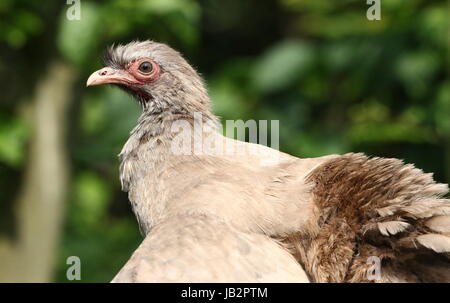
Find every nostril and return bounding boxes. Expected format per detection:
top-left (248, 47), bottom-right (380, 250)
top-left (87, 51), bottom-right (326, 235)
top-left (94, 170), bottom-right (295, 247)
top-left (99, 69), bottom-right (108, 76)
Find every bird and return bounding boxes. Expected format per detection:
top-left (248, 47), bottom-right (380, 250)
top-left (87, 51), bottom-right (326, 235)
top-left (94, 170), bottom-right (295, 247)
top-left (86, 40), bottom-right (450, 282)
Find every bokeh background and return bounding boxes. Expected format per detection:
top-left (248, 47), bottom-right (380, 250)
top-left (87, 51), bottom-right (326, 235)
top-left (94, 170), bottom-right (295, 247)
top-left (0, 0), bottom-right (448, 282)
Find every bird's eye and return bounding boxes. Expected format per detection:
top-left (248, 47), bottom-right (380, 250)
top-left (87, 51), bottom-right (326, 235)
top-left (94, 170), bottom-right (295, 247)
top-left (138, 61), bottom-right (153, 74)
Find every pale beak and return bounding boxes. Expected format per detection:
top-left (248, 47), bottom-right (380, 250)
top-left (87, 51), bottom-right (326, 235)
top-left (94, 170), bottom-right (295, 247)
top-left (86, 67), bottom-right (136, 87)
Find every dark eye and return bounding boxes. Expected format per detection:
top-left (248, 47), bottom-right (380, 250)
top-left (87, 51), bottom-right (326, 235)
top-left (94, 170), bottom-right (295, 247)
top-left (138, 61), bottom-right (153, 74)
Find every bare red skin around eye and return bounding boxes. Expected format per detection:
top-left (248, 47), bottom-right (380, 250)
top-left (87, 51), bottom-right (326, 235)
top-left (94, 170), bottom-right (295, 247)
top-left (126, 58), bottom-right (160, 85)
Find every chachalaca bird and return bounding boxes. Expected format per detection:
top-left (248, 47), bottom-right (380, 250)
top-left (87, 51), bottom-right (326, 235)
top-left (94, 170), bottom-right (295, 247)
top-left (87, 40), bottom-right (450, 282)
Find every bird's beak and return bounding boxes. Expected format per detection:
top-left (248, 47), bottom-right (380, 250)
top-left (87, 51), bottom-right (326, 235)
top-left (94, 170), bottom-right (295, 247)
top-left (86, 67), bottom-right (136, 87)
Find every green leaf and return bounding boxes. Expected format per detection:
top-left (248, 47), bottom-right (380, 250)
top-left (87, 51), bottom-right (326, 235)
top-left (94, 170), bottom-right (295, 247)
top-left (252, 40), bottom-right (314, 93)
top-left (57, 2), bottom-right (101, 65)
top-left (0, 114), bottom-right (29, 167)
top-left (395, 50), bottom-right (439, 98)
top-left (73, 171), bottom-right (111, 226)
top-left (435, 84), bottom-right (450, 136)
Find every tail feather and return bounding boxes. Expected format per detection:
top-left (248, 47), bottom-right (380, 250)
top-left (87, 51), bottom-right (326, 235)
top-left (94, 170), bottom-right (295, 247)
top-left (285, 153), bottom-right (450, 282)
top-left (425, 215), bottom-right (450, 234)
top-left (417, 234), bottom-right (450, 253)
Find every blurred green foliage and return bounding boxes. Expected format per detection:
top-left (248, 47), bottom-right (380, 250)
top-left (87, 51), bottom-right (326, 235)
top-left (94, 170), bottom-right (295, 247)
top-left (0, 0), bottom-right (448, 282)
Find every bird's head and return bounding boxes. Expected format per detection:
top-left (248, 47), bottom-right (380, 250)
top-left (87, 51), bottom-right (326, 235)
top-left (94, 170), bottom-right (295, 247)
top-left (87, 40), bottom-right (212, 115)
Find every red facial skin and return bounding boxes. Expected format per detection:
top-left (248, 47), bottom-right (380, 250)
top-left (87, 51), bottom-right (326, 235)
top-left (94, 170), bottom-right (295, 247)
top-left (86, 58), bottom-right (160, 87)
top-left (126, 58), bottom-right (160, 84)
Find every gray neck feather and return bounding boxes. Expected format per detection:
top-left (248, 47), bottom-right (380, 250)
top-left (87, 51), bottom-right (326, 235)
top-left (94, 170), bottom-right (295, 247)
top-left (118, 85), bottom-right (219, 192)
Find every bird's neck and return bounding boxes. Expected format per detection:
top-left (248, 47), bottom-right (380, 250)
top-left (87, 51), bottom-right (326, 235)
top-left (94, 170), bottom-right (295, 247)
top-left (119, 99), bottom-right (219, 190)
top-left (118, 100), bottom-right (221, 234)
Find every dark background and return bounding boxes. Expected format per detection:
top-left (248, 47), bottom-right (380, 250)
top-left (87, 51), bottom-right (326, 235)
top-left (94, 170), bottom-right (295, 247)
top-left (0, 0), bottom-right (448, 282)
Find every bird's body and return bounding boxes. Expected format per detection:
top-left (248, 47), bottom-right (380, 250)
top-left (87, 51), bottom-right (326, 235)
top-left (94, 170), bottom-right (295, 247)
top-left (114, 113), bottom-right (331, 282)
top-left (86, 41), bottom-right (450, 282)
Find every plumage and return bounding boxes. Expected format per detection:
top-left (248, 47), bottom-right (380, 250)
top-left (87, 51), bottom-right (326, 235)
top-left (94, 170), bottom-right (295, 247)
top-left (86, 40), bottom-right (450, 283)
top-left (417, 234), bottom-right (450, 253)
top-left (426, 216), bottom-right (450, 233)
